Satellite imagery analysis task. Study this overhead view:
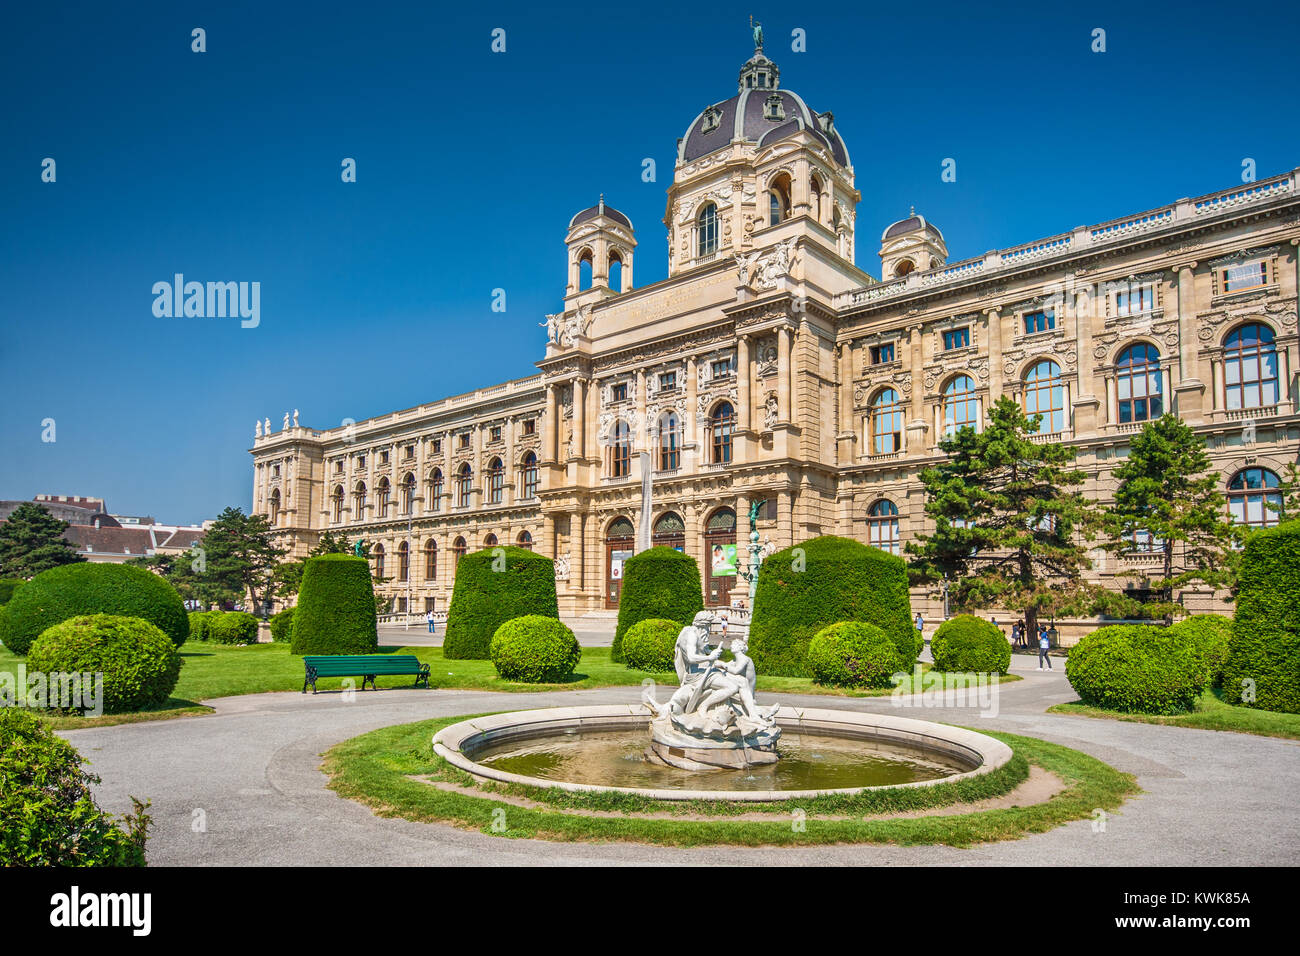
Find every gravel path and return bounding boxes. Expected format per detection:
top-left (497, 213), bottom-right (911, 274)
top-left (63, 657), bottom-right (1300, 866)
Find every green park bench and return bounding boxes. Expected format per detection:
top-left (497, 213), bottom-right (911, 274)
top-left (301, 654), bottom-right (431, 694)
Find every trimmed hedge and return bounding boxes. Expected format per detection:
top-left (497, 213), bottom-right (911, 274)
top-left (807, 621), bottom-right (900, 688)
top-left (270, 606), bottom-right (296, 643)
top-left (27, 614), bottom-right (182, 714)
top-left (749, 536), bottom-right (915, 677)
top-left (0, 579), bottom-right (24, 605)
top-left (0, 709), bottom-right (148, 866)
top-left (188, 610), bottom-right (214, 642)
top-left (1169, 614), bottom-right (1232, 691)
top-left (612, 547), bottom-right (704, 663)
top-left (931, 615), bottom-right (1011, 675)
top-left (208, 611), bottom-right (259, 645)
top-left (1223, 520), bottom-right (1300, 713)
top-left (1065, 624), bottom-right (1200, 715)
top-left (621, 618), bottom-right (680, 672)
top-left (444, 547), bottom-right (558, 660)
top-left (489, 615), bottom-right (581, 683)
top-left (0, 562), bottom-right (188, 655)
top-left (291, 555), bottom-right (378, 655)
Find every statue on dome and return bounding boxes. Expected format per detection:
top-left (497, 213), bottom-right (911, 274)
top-left (751, 17), bottom-right (763, 51)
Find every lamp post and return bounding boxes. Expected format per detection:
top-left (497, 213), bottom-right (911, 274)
top-left (405, 513), bottom-right (412, 631)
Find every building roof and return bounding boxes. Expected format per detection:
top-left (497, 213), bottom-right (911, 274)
top-left (568, 198), bottom-right (633, 231)
top-left (882, 213), bottom-right (944, 242)
top-left (680, 88), bottom-right (849, 167)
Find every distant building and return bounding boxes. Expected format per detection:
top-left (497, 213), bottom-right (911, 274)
top-left (0, 495), bottom-right (208, 564)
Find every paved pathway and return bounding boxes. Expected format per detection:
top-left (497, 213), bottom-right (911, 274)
top-left (64, 656), bottom-right (1300, 866)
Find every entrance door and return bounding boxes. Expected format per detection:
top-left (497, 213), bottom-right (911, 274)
top-left (704, 507), bottom-right (738, 607)
top-left (605, 516), bottom-right (635, 609)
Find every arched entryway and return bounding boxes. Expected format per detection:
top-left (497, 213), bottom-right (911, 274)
top-left (605, 516), bottom-right (635, 608)
top-left (652, 511), bottom-right (686, 551)
top-left (704, 507), bottom-right (738, 607)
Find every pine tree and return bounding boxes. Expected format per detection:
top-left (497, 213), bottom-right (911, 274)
top-left (1103, 414), bottom-right (1240, 619)
top-left (197, 507), bottom-right (286, 615)
top-left (907, 396), bottom-right (1101, 642)
top-left (0, 503), bottom-right (84, 578)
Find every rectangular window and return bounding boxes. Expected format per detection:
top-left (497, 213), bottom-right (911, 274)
top-left (659, 372), bottom-right (677, 391)
top-left (1223, 261), bottom-right (1268, 293)
top-left (403, 444), bottom-right (414, 459)
top-left (942, 327), bottom-right (971, 350)
top-left (711, 357), bottom-right (734, 377)
top-left (380, 450), bottom-right (389, 464)
top-left (490, 426), bottom-right (501, 443)
top-left (459, 434), bottom-right (470, 449)
top-left (432, 439), bottom-right (442, 454)
top-left (1115, 286), bottom-right (1156, 316)
top-left (357, 455), bottom-right (366, 469)
top-left (1022, 310), bottom-right (1055, 334)
top-left (334, 460), bottom-right (343, 473)
top-left (522, 419), bottom-right (536, 436)
top-left (870, 343), bottom-right (895, 365)
top-left (612, 383), bottom-right (628, 402)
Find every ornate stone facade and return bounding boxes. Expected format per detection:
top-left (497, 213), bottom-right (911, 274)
top-left (250, 42), bottom-right (1300, 631)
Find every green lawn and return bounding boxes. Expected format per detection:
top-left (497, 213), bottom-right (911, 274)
top-left (1050, 690), bottom-right (1300, 740)
top-left (0, 641), bottom-right (1016, 729)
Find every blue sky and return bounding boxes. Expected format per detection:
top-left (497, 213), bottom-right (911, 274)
top-left (2, 0), bottom-right (1298, 524)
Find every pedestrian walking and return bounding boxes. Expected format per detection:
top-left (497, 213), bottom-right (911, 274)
top-left (1011, 621), bottom-right (1022, 649)
top-left (1038, 625), bottom-right (1052, 670)
top-left (914, 612), bottom-right (924, 638)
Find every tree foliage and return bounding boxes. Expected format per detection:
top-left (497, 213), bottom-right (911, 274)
top-left (0, 503), bottom-right (84, 578)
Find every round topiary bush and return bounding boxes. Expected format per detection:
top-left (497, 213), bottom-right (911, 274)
top-left (0, 709), bottom-right (148, 865)
top-left (444, 547), bottom-right (558, 660)
top-left (207, 610), bottom-right (259, 645)
top-left (1065, 624), bottom-right (1200, 715)
top-left (270, 606), bottom-right (295, 643)
top-left (0, 579), bottom-right (24, 605)
top-left (1169, 614), bottom-right (1232, 691)
top-left (0, 562), bottom-right (188, 655)
top-left (1222, 520), bottom-right (1300, 714)
top-left (27, 614), bottom-right (182, 714)
top-left (930, 615), bottom-right (1012, 675)
top-left (806, 621), bottom-right (901, 688)
top-left (612, 547), bottom-right (704, 663)
top-left (489, 615), bottom-right (581, 683)
top-left (291, 555), bottom-right (378, 655)
top-left (750, 536), bottom-right (915, 677)
top-left (621, 618), bottom-right (681, 672)
top-left (188, 610), bottom-right (214, 642)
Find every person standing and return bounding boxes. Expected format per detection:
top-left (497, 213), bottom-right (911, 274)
top-left (1038, 625), bottom-right (1052, 670)
top-left (1011, 621), bottom-right (1022, 649)
top-left (914, 612), bottom-right (924, 639)
top-left (426, 609), bottom-right (435, 634)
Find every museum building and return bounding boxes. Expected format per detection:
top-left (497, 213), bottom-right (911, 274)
top-left (250, 39), bottom-right (1300, 627)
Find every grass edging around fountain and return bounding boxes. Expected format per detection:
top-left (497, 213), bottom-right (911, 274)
top-left (323, 713), bottom-right (1139, 847)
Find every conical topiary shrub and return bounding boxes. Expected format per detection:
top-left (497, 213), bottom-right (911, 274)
top-left (749, 535), bottom-right (914, 677)
top-left (290, 554), bottom-right (378, 655)
top-left (612, 547), bottom-right (704, 662)
top-left (1223, 520), bottom-right (1300, 714)
top-left (444, 546), bottom-right (558, 659)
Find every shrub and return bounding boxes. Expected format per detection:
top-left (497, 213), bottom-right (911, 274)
top-left (444, 547), bottom-right (558, 660)
top-left (188, 610), bottom-right (215, 642)
top-left (749, 536), bottom-right (914, 677)
top-left (612, 547), bottom-right (704, 663)
top-left (0, 709), bottom-right (149, 865)
top-left (0, 562), bottom-right (188, 655)
top-left (27, 614), bottom-right (183, 714)
top-left (1223, 520), bottom-right (1300, 713)
top-left (1169, 614), bottom-right (1232, 691)
top-left (930, 615), bottom-right (1012, 675)
top-left (621, 618), bottom-right (680, 672)
top-left (807, 622), bottom-right (900, 688)
top-left (270, 606), bottom-right (296, 643)
top-left (207, 610), bottom-right (259, 645)
top-left (291, 555), bottom-right (378, 655)
top-left (489, 615), bottom-right (581, 683)
top-left (0, 578), bottom-right (24, 605)
top-left (1065, 624), bottom-right (1200, 715)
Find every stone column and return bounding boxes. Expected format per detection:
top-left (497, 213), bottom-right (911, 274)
top-left (636, 368), bottom-right (647, 449)
top-left (777, 326), bottom-right (792, 422)
top-left (686, 355), bottom-right (699, 461)
top-left (737, 334), bottom-right (752, 431)
top-left (573, 378), bottom-right (586, 460)
top-left (545, 384), bottom-right (559, 462)
top-left (985, 309), bottom-right (1003, 400)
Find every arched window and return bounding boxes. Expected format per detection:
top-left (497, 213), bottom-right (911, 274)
top-left (455, 463), bottom-right (472, 508)
top-left (653, 511), bottom-right (686, 550)
top-left (520, 452), bottom-right (538, 499)
top-left (376, 477), bottom-right (391, 518)
top-left (429, 469), bottom-right (444, 512)
top-left (484, 533), bottom-right (498, 547)
top-left (353, 481), bottom-right (368, 517)
top-left (486, 457), bottom-right (504, 504)
top-left (578, 248), bottom-right (594, 290)
top-left (697, 204), bottom-right (717, 257)
top-left (331, 485), bottom-right (344, 523)
top-left (810, 174), bottom-right (823, 222)
top-left (1023, 360), bottom-right (1064, 434)
top-left (268, 488), bottom-right (280, 526)
top-left (610, 419), bottom-right (632, 477)
top-left (452, 536), bottom-right (467, 566)
top-left (373, 543), bottom-right (385, 579)
top-left (398, 541), bottom-right (409, 582)
top-left (710, 401), bottom-right (736, 464)
top-left (608, 249), bottom-right (623, 292)
top-left (704, 508), bottom-right (737, 607)
top-left (1224, 324), bottom-right (1279, 410)
top-left (768, 174), bottom-right (791, 225)
top-left (424, 538), bottom-right (438, 581)
top-left (400, 473), bottom-right (416, 515)
top-left (658, 411), bottom-right (681, 471)
top-left (870, 388), bottom-right (904, 454)
top-left (894, 258), bottom-right (915, 278)
top-left (1117, 344), bottom-right (1163, 423)
top-left (1228, 467), bottom-right (1282, 529)
top-left (943, 375), bottom-right (979, 436)
top-left (867, 499), bottom-right (900, 555)
top-left (517, 530), bottom-right (533, 551)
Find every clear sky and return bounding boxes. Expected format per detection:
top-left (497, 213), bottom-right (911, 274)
top-left (2, 0), bottom-right (1298, 524)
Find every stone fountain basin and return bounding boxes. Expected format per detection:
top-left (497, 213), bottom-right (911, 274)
top-left (431, 705), bottom-right (1014, 802)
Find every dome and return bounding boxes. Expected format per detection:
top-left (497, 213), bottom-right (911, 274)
top-left (568, 197), bottom-right (632, 231)
top-left (882, 213), bottom-right (943, 242)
